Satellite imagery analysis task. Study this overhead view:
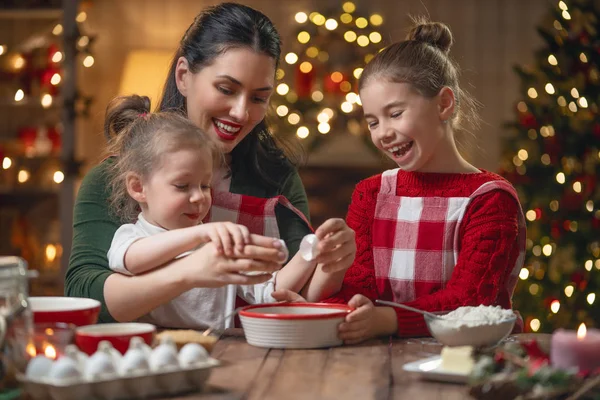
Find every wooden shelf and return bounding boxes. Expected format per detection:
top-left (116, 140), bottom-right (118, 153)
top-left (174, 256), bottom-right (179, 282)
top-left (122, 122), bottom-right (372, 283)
top-left (0, 9), bottom-right (61, 19)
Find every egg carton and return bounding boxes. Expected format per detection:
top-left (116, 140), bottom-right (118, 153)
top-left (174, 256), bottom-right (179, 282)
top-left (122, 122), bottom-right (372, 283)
top-left (17, 357), bottom-right (220, 400)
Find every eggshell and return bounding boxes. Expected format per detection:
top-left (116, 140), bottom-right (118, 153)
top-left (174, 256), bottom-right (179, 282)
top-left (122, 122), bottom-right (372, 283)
top-left (178, 342), bottom-right (209, 367)
top-left (299, 234), bottom-right (319, 261)
top-left (47, 357), bottom-right (82, 384)
top-left (25, 355), bottom-right (54, 381)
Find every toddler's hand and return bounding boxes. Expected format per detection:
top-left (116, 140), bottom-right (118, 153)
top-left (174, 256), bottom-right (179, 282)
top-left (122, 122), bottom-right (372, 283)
top-left (338, 295), bottom-right (377, 345)
top-left (271, 289), bottom-right (307, 303)
top-left (314, 218), bottom-right (356, 273)
top-left (197, 222), bottom-right (250, 256)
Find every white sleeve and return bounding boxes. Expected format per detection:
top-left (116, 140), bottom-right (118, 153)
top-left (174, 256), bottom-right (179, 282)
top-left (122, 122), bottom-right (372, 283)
top-left (107, 223), bottom-right (145, 276)
top-left (236, 271), bottom-right (278, 304)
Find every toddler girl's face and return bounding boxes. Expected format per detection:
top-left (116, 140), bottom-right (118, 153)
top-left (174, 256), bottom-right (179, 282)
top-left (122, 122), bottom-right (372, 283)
top-left (141, 147), bottom-right (213, 231)
top-left (361, 80), bottom-right (447, 172)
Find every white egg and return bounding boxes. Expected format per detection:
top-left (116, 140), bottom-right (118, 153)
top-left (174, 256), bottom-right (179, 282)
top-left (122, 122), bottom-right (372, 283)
top-left (178, 342), bottom-right (209, 367)
top-left (120, 348), bottom-right (150, 375)
top-left (47, 357), bottom-right (82, 384)
top-left (25, 355), bottom-right (54, 381)
top-left (149, 344), bottom-right (178, 371)
top-left (84, 350), bottom-right (116, 380)
top-left (64, 344), bottom-right (88, 371)
top-left (97, 340), bottom-right (122, 365)
top-left (129, 336), bottom-right (152, 359)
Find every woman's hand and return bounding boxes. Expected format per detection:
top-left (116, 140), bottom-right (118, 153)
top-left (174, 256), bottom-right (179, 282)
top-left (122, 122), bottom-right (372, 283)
top-left (314, 218), bottom-right (356, 273)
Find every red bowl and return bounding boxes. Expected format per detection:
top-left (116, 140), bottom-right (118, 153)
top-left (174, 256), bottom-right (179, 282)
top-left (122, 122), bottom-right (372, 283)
top-left (29, 297), bottom-right (101, 326)
top-left (75, 323), bottom-right (156, 355)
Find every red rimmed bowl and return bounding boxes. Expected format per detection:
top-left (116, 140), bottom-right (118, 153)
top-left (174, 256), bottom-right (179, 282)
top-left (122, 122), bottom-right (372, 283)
top-left (29, 297), bottom-right (101, 326)
top-left (75, 322), bottom-right (156, 355)
top-left (239, 303), bottom-right (351, 349)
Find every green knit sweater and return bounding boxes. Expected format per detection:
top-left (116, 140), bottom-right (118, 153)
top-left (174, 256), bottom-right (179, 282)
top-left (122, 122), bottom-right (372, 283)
top-left (65, 157), bottom-right (311, 323)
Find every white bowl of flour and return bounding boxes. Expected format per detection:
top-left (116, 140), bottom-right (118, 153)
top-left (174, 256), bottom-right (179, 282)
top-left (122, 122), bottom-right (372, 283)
top-left (424, 305), bottom-right (516, 348)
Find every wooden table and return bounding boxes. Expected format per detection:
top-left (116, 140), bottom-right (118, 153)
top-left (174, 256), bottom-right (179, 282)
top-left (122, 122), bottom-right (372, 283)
top-left (164, 329), bottom-right (471, 400)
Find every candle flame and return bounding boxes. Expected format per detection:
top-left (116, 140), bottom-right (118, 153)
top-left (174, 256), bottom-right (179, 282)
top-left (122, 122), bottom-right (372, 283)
top-left (25, 342), bottom-right (37, 358)
top-left (44, 343), bottom-right (57, 359)
top-left (577, 323), bottom-right (587, 340)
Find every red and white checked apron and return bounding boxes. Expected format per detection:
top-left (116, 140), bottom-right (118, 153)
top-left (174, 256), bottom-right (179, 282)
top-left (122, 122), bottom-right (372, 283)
top-left (372, 168), bottom-right (526, 307)
top-left (203, 189), bottom-right (312, 322)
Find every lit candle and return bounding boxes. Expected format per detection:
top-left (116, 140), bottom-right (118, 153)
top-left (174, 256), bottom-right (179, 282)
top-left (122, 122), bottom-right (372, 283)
top-left (551, 323), bottom-right (600, 372)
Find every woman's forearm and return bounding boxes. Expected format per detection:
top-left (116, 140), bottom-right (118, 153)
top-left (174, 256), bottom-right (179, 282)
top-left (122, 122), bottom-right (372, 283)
top-left (104, 259), bottom-right (191, 322)
top-left (301, 266), bottom-right (346, 302)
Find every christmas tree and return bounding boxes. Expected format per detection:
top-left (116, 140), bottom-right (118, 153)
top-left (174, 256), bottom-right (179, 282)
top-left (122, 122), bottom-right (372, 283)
top-left (269, 1), bottom-right (385, 152)
top-left (501, 0), bottom-right (599, 333)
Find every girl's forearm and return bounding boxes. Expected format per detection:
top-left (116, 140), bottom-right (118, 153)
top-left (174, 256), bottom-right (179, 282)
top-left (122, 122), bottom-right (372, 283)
top-left (300, 266), bottom-right (346, 302)
top-left (124, 226), bottom-right (201, 274)
top-left (274, 252), bottom-right (317, 294)
top-left (104, 259), bottom-right (192, 322)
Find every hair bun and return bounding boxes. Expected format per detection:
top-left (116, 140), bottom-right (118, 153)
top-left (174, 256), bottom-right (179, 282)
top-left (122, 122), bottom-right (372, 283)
top-left (407, 20), bottom-right (453, 54)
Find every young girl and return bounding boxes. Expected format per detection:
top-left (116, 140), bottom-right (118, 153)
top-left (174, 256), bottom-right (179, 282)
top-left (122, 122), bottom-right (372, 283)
top-left (104, 95), bottom-right (320, 329)
top-left (275, 19), bottom-right (526, 343)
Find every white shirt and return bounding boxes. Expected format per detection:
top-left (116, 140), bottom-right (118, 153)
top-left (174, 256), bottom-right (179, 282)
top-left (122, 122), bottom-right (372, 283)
top-left (107, 213), bottom-right (277, 330)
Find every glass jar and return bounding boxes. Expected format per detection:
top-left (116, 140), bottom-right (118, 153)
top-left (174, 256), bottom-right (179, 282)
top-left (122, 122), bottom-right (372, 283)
top-left (0, 256), bottom-right (33, 392)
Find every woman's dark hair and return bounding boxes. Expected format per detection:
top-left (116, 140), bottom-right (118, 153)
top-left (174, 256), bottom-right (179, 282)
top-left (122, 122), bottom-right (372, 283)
top-left (158, 2), bottom-right (298, 189)
top-left (359, 17), bottom-right (481, 140)
top-left (104, 95), bottom-right (219, 223)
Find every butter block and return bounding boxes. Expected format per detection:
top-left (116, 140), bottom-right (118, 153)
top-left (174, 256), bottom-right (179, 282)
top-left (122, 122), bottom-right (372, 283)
top-left (440, 345), bottom-right (475, 374)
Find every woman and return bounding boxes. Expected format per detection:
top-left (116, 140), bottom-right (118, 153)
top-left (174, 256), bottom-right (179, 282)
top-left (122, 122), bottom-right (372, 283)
top-left (66, 2), bottom-right (356, 325)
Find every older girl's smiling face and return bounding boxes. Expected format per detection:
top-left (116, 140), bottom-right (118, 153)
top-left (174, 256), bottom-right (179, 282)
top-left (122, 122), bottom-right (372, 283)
top-left (176, 47), bottom-right (275, 154)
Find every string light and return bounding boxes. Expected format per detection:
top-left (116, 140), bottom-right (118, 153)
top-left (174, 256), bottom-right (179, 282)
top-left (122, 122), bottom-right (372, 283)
top-left (342, 2), bottom-right (356, 13)
top-left (41, 94), bottom-right (53, 108)
top-left (571, 88), bottom-right (579, 98)
top-left (0, 45), bottom-right (6, 55)
top-left (369, 32), bottom-right (382, 43)
top-left (526, 210), bottom-right (537, 221)
top-left (83, 55), bottom-right (94, 67)
top-left (76, 11), bottom-right (87, 22)
top-left (52, 51), bottom-right (63, 63)
top-left (357, 35), bottom-right (370, 47)
top-left (296, 126), bottom-right (309, 139)
top-left (530, 319), bottom-right (541, 332)
top-left (568, 101), bottom-right (577, 112)
top-left (529, 284), bottom-right (540, 295)
top-left (14, 55), bottom-right (25, 70)
top-left (585, 260), bottom-right (593, 271)
top-left (369, 14), bottom-right (383, 26)
top-left (556, 172), bottom-right (565, 184)
top-left (344, 31), bottom-right (357, 42)
top-left (527, 88), bottom-right (538, 98)
top-left (77, 36), bottom-right (90, 48)
top-left (17, 170), bottom-right (30, 183)
top-left (517, 102), bottom-right (528, 112)
top-left (545, 83), bottom-right (555, 94)
top-left (50, 73), bottom-right (61, 85)
top-left (325, 19), bottom-right (338, 30)
top-left (572, 181), bottom-right (582, 193)
top-left (541, 154), bottom-right (551, 165)
top-left (346, 92), bottom-right (359, 103)
top-left (579, 53), bottom-right (588, 63)
top-left (542, 244), bottom-right (553, 256)
top-left (564, 285), bottom-right (574, 298)
top-left (557, 96), bottom-right (567, 106)
top-left (553, 20), bottom-right (563, 30)
top-left (355, 17), bottom-right (368, 28)
top-left (550, 300), bottom-right (560, 313)
top-left (318, 123), bottom-right (331, 134)
top-left (340, 81), bottom-right (351, 92)
top-left (547, 54), bottom-right (558, 65)
top-left (588, 293), bottom-right (596, 305)
top-left (317, 112), bottom-right (330, 123)
top-left (578, 97), bottom-right (588, 108)
top-left (295, 12), bottom-right (308, 23)
top-left (353, 68), bottom-right (363, 79)
top-left (2, 157), bottom-right (12, 169)
top-left (340, 102), bottom-right (353, 113)
top-left (562, 10), bottom-right (571, 20)
top-left (276, 105), bottom-right (289, 117)
top-left (287, 113), bottom-right (300, 125)
top-left (53, 171), bottom-right (65, 184)
top-left (285, 52), bottom-right (298, 64)
top-left (305, 47), bottom-right (318, 58)
top-left (276, 69), bottom-right (285, 79)
top-left (340, 13), bottom-right (353, 24)
top-left (586, 201), bottom-right (594, 212)
top-left (519, 268), bottom-right (530, 280)
top-left (297, 31), bottom-right (310, 44)
top-left (299, 62), bottom-right (313, 73)
top-left (311, 91), bottom-right (323, 102)
top-left (517, 149), bottom-right (529, 160)
top-left (311, 13), bottom-right (326, 26)
top-left (322, 108), bottom-right (334, 119)
top-left (14, 89), bottom-right (25, 102)
top-left (52, 24), bottom-right (63, 35)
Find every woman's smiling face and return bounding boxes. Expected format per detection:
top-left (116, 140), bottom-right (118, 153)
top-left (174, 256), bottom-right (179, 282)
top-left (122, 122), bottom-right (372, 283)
top-left (176, 47), bottom-right (276, 154)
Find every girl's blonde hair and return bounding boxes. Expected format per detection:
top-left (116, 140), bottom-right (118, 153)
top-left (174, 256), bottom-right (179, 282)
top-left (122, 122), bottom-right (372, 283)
top-left (104, 95), bottom-right (220, 223)
top-left (359, 17), bottom-right (481, 139)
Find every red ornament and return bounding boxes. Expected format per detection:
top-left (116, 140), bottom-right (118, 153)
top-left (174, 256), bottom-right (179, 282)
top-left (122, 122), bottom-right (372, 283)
top-left (47, 125), bottom-right (61, 153)
top-left (294, 64), bottom-right (315, 99)
top-left (570, 271), bottom-right (585, 288)
top-left (18, 126), bottom-right (37, 154)
top-left (519, 112), bottom-right (538, 129)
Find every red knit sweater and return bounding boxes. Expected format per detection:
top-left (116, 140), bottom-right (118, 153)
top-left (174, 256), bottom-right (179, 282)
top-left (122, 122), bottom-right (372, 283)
top-left (324, 170), bottom-right (523, 337)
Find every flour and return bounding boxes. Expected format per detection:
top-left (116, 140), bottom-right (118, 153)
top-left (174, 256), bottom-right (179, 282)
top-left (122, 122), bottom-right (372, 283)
top-left (437, 305), bottom-right (515, 328)
top-left (427, 305), bottom-right (516, 347)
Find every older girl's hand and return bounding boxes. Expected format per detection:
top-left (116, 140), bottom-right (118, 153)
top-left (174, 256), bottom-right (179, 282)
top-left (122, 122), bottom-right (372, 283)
top-left (314, 218), bottom-right (356, 273)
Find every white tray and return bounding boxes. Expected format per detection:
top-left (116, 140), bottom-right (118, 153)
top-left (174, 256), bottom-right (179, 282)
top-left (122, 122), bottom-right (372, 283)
top-left (18, 358), bottom-right (220, 400)
top-left (402, 355), bottom-right (469, 383)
